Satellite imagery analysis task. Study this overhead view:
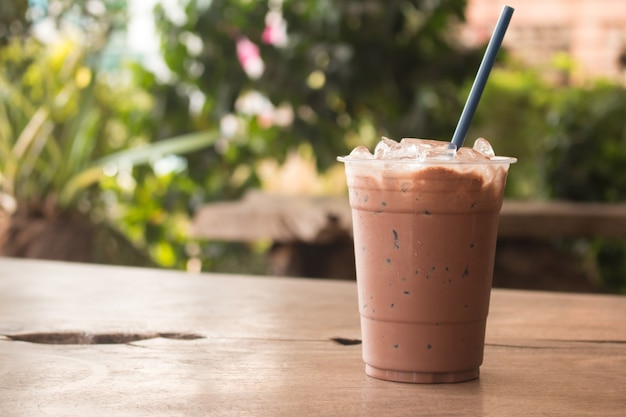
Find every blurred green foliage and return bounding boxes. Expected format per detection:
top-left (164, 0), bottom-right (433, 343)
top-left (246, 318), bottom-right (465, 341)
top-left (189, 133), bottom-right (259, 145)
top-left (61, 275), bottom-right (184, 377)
top-left (0, 1), bottom-right (29, 46)
top-left (0, 35), bottom-right (153, 213)
top-left (546, 82), bottom-right (626, 203)
top-left (545, 82), bottom-right (626, 293)
top-left (466, 63), bottom-right (626, 293)
top-left (0, 2), bottom-right (218, 265)
top-left (116, 0), bottom-right (484, 269)
top-left (151, 0), bottom-right (480, 172)
top-left (465, 63), bottom-right (553, 199)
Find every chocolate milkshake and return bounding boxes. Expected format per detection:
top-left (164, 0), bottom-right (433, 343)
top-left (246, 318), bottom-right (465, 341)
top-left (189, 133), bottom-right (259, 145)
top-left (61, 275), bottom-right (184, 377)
top-left (339, 137), bottom-right (515, 383)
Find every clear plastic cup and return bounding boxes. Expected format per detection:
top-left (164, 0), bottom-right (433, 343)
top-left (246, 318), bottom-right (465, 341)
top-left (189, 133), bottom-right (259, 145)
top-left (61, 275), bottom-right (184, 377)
top-left (339, 151), bottom-right (516, 383)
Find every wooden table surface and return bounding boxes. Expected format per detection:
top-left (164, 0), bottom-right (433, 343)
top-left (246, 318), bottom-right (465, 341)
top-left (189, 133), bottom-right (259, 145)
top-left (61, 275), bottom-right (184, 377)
top-left (1, 258), bottom-right (625, 416)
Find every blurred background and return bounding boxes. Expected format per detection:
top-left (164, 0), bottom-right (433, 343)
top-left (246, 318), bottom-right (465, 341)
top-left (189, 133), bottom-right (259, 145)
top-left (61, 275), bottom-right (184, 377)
top-left (1, 0), bottom-right (625, 293)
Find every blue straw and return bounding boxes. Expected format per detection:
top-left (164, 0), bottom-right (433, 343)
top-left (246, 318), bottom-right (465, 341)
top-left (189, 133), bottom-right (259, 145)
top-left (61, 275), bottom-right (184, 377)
top-left (451, 5), bottom-right (514, 148)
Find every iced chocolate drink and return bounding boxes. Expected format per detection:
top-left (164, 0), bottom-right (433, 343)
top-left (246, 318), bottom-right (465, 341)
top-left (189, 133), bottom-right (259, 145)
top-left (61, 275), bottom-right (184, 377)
top-left (339, 137), bottom-right (515, 383)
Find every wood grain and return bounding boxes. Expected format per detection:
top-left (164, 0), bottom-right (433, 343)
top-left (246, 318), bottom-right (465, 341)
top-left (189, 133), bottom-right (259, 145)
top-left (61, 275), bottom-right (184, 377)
top-left (1, 258), bottom-right (625, 416)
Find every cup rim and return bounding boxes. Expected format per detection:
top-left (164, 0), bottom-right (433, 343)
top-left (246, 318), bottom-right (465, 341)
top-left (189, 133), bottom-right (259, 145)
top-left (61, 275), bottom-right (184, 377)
top-left (337, 155), bottom-right (517, 166)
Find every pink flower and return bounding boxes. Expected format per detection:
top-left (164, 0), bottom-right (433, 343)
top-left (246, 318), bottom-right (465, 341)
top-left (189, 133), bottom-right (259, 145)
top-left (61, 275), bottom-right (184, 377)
top-left (262, 11), bottom-right (288, 47)
top-left (236, 37), bottom-right (265, 79)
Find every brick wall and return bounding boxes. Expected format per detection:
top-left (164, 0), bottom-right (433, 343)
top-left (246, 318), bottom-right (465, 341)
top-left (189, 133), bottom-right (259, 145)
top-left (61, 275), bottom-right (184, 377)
top-left (461, 0), bottom-right (626, 82)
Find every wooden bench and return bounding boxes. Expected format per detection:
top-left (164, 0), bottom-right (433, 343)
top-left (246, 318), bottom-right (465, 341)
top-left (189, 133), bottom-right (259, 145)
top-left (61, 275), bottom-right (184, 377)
top-left (190, 191), bottom-right (626, 291)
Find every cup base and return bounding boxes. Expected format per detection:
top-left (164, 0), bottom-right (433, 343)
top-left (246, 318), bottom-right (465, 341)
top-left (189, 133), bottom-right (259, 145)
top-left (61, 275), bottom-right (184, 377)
top-left (365, 364), bottom-right (479, 384)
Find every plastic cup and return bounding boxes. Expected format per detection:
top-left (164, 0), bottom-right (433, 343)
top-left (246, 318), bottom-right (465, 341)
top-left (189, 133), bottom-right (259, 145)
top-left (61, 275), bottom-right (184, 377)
top-left (339, 150), bottom-right (516, 383)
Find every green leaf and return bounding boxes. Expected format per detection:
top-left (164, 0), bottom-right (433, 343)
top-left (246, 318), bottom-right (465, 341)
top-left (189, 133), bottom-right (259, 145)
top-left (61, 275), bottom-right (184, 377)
top-left (2, 107), bottom-right (50, 196)
top-left (58, 130), bottom-right (219, 208)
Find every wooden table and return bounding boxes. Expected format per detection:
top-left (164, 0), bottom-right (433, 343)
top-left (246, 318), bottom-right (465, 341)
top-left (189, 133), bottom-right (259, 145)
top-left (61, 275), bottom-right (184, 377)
top-left (1, 258), bottom-right (625, 416)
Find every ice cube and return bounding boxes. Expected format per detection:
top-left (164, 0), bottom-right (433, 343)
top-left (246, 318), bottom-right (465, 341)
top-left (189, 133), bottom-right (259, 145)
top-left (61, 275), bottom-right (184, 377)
top-left (399, 138), bottom-right (456, 161)
top-left (472, 137), bottom-right (495, 158)
top-left (367, 137), bottom-right (459, 160)
top-left (374, 136), bottom-right (401, 159)
top-left (455, 147), bottom-right (491, 161)
top-left (378, 137), bottom-right (421, 159)
top-left (349, 145), bottom-right (375, 159)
